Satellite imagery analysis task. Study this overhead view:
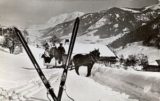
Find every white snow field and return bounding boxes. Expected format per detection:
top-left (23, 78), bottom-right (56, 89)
top-left (92, 64), bottom-right (160, 101)
top-left (116, 42), bottom-right (160, 62)
top-left (0, 44), bottom-right (160, 101)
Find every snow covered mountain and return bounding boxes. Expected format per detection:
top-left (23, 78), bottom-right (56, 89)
top-left (27, 3), bottom-right (160, 50)
top-left (28, 11), bottom-right (84, 30)
top-left (27, 11), bottom-right (84, 43)
top-left (110, 15), bottom-right (160, 49)
top-left (32, 4), bottom-right (159, 45)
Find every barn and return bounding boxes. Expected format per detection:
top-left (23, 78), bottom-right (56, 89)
top-left (143, 60), bottom-right (160, 72)
top-left (63, 43), bottom-right (115, 56)
top-left (63, 43), bottom-right (117, 65)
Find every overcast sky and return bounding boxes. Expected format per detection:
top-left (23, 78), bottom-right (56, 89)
top-left (0, 0), bottom-right (158, 27)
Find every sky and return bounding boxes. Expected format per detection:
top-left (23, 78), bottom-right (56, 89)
top-left (0, 0), bottom-right (158, 28)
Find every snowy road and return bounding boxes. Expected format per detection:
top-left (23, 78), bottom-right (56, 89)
top-left (92, 64), bottom-right (160, 101)
top-left (0, 46), bottom-right (160, 101)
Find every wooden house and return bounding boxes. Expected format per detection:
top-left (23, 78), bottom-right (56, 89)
top-left (143, 60), bottom-right (160, 72)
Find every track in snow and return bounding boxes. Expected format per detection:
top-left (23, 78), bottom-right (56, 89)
top-left (7, 71), bottom-right (60, 101)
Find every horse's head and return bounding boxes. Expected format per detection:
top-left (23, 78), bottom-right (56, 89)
top-left (90, 49), bottom-right (100, 61)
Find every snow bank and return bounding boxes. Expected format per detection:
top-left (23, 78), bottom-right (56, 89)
top-left (64, 71), bottom-right (138, 101)
top-left (91, 63), bottom-right (160, 101)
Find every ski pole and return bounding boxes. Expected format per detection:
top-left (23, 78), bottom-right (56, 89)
top-left (13, 27), bottom-right (58, 101)
top-left (58, 17), bottom-right (80, 101)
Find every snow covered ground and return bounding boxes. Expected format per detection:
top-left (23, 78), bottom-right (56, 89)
top-left (116, 42), bottom-right (160, 64)
top-left (92, 64), bottom-right (160, 101)
top-left (0, 45), bottom-right (160, 101)
top-left (75, 30), bottom-right (125, 45)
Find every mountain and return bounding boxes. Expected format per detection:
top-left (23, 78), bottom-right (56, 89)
top-left (110, 15), bottom-right (160, 49)
top-left (28, 3), bottom-right (160, 49)
top-left (28, 11), bottom-right (84, 30)
top-left (27, 11), bottom-right (84, 43)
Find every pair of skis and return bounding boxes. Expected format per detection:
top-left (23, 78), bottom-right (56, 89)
top-left (14, 17), bottom-right (80, 101)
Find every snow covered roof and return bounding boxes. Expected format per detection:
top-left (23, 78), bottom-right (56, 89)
top-left (63, 43), bottom-right (115, 57)
top-left (156, 60), bottom-right (160, 66)
top-left (148, 60), bottom-right (160, 66)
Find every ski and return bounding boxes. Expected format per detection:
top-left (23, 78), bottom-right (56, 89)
top-left (13, 27), bottom-right (58, 101)
top-left (58, 17), bottom-right (80, 101)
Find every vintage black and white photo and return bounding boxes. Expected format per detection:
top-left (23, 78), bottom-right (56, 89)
top-left (0, 0), bottom-right (160, 101)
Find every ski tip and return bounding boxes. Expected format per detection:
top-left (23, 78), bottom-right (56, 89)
top-left (12, 26), bottom-right (19, 32)
top-left (75, 17), bottom-right (80, 22)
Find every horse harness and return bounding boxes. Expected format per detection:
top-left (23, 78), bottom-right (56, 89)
top-left (89, 54), bottom-right (98, 63)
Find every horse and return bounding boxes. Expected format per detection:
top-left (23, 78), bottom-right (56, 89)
top-left (72, 49), bottom-right (100, 77)
top-left (49, 46), bottom-right (67, 66)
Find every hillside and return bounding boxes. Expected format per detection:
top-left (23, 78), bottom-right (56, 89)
top-left (27, 3), bottom-right (160, 48)
top-left (110, 15), bottom-right (160, 49)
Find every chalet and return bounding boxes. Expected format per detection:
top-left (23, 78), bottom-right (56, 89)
top-left (143, 60), bottom-right (160, 72)
top-left (63, 43), bottom-right (117, 65)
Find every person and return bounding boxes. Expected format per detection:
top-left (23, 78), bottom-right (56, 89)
top-left (57, 43), bottom-right (65, 64)
top-left (43, 42), bottom-right (49, 50)
top-left (8, 38), bottom-right (15, 54)
top-left (36, 44), bottom-right (40, 48)
top-left (49, 43), bottom-right (57, 58)
top-left (41, 47), bottom-right (52, 68)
